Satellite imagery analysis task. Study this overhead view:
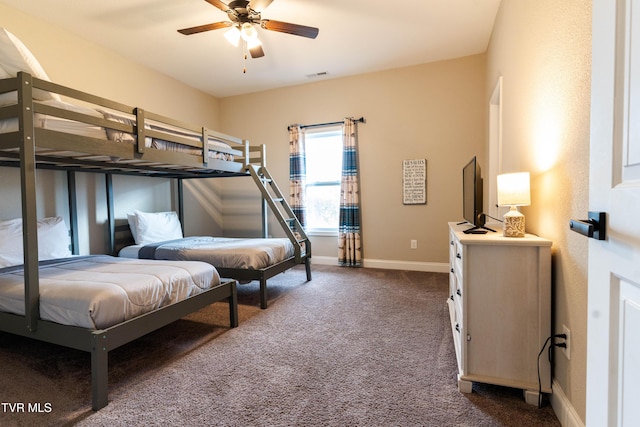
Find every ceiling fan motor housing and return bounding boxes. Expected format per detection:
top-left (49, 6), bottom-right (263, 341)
top-left (228, 1), bottom-right (257, 22)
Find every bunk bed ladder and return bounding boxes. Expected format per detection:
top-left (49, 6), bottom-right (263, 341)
top-left (247, 165), bottom-right (310, 263)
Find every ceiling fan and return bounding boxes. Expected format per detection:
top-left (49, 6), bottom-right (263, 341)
top-left (178, 0), bottom-right (319, 60)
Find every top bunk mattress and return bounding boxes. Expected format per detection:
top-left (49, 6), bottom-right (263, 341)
top-left (0, 255), bottom-right (221, 330)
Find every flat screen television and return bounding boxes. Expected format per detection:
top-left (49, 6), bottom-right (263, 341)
top-left (462, 156), bottom-right (492, 233)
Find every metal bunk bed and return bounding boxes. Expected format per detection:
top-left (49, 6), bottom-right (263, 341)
top-left (0, 71), bottom-right (282, 410)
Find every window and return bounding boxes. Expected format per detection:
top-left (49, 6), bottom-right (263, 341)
top-left (304, 126), bottom-right (342, 235)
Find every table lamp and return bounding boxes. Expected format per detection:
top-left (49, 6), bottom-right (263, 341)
top-left (497, 172), bottom-right (530, 237)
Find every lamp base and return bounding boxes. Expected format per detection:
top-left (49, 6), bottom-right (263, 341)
top-left (503, 207), bottom-right (525, 237)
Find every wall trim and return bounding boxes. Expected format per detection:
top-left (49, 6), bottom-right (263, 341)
top-left (551, 379), bottom-right (584, 427)
top-left (311, 256), bottom-right (448, 273)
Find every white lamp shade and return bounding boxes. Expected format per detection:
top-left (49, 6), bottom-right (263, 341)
top-left (240, 22), bottom-right (258, 42)
top-left (224, 26), bottom-right (241, 47)
top-left (497, 172), bottom-right (531, 206)
top-left (246, 36), bottom-right (262, 49)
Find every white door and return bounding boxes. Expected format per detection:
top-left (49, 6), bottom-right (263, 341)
top-left (587, 0), bottom-right (640, 425)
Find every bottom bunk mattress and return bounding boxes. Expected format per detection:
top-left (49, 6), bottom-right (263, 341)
top-left (0, 255), bottom-right (221, 329)
top-left (118, 236), bottom-right (295, 270)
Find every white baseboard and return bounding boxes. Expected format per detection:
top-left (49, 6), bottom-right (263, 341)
top-left (310, 256), bottom-right (449, 273)
top-left (308, 256), bottom-right (339, 266)
top-left (551, 379), bottom-right (584, 427)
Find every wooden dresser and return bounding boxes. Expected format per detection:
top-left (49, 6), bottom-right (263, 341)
top-left (447, 222), bottom-right (552, 404)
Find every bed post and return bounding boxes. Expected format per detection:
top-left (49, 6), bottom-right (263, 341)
top-left (259, 144), bottom-right (268, 238)
top-left (260, 143), bottom-right (266, 169)
top-left (262, 194), bottom-right (268, 239)
top-left (243, 139), bottom-right (250, 167)
top-left (105, 174), bottom-right (116, 255)
top-left (305, 257), bottom-right (312, 281)
top-left (177, 178), bottom-right (184, 233)
top-left (67, 171), bottom-right (79, 255)
top-left (91, 332), bottom-right (109, 410)
top-left (229, 282), bottom-right (239, 328)
top-left (135, 108), bottom-right (146, 154)
top-left (260, 277), bottom-right (268, 310)
top-left (201, 127), bottom-right (209, 166)
top-left (17, 72), bottom-right (40, 332)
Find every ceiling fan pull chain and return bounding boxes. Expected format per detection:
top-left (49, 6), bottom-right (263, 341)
top-left (243, 41), bottom-right (248, 73)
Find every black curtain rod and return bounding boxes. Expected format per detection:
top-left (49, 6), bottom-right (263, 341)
top-left (288, 117), bottom-right (365, 131)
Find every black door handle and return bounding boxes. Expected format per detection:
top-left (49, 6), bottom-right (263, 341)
top-left (569, 211), bottom-right (606, 240)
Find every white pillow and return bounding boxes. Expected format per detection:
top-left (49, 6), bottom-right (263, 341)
top-left (37, 216), bottom-right (73, 260)
top-left (0, 216), bottom-right (72, 267)
top-left (129, 210), bottom-right (183, 246)
top-left (0, 218), bottom-right (23, 267)
top-left (0, 27), bottom-right (62, 106)
top-left (127, 213), bottom-right (139, 243)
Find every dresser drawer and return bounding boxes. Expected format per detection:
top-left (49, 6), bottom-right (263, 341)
top-left (449, 264), bottom-right (457, 301)
top-left (452, 300), bottom-right (463, 371)
top-left (450, 234), bottom-right (464, 286)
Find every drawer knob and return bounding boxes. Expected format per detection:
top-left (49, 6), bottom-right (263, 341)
top-left (457, 289), bottom-right (462, 296)
top-left (455, 323), bottom-right (461, 333)
top-left (456, 253), bottom-right (462, 259)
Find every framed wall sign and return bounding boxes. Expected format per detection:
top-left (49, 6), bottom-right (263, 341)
top-left (403, 159), bottom-right (427, 205)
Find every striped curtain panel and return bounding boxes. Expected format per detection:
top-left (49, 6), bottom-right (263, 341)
top-left (288, 125), bottom-right (306, 230)
top-left (338, 118), bottom-right (362, 267)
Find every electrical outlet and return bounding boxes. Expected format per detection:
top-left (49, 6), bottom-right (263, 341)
top-left (410, 240), bottom-right (417, 249)
top-left (562, 324), bottom-right (571, 360)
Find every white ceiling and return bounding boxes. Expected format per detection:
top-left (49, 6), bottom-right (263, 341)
top-left (1, 0), bottom-right (501, 98)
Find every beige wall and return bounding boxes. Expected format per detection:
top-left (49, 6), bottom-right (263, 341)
top-left (0, 4), bottom-right (222, 252)
top-left (1, 2), bottom-right (592, 420)
top-left (219, 55), bottom-right (486, 265)
top-left (486, 0), bottom-right (591, 422)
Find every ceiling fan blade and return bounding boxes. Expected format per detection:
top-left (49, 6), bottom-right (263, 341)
top-left (261, 19), bottom-right (319, 39)
top-left (250, 44), bottom-right (265, 58)
top-left (178, 21), bottom-right (232, 35)
top-left (204, 0), bottom-right (232, 13)
top-left (249, 0), bottom-right (274, 12)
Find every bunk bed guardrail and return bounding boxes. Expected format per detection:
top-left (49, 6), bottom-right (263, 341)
top-left (1, 72), bottom-right (254, 177)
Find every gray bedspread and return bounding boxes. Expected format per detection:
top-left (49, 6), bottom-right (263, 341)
top-left (136, 236), bottom-right (295, 270)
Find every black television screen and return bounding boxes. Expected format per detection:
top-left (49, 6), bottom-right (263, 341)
top-left (462, 156), bottom-right (483, 227)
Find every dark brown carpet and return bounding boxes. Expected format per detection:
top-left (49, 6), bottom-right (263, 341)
top-left (0, 265), bottom-right (560, 426)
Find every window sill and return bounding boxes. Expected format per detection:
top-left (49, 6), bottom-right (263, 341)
top-left (306, 229), bottom-right (338, 237)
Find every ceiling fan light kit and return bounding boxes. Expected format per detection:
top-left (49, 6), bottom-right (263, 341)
top-left (178, 0), bottom-right (319, 72)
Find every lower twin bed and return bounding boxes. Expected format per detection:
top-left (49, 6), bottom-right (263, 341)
top-left (118, 210), bottom-right (312, 309)
top-left (0, 252), bottom-right (238, 410)
top-left (0, 255), bottom-right (229, 330)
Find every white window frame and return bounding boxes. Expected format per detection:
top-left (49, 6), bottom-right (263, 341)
top-left (303, 125), bottom-right (342, 236)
